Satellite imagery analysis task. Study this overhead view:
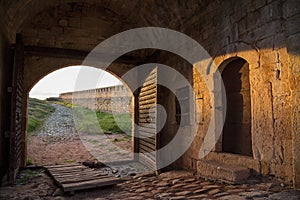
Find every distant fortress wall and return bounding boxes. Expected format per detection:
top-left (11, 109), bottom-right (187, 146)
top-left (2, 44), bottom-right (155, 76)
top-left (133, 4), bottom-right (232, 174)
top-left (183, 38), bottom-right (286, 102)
top-left (59, 85), bottom-right (132, 114)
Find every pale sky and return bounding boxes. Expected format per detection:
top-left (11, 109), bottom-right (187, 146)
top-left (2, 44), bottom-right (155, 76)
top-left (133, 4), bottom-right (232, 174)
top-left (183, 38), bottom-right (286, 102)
top-left (30, 65), bottom-right (121, 100)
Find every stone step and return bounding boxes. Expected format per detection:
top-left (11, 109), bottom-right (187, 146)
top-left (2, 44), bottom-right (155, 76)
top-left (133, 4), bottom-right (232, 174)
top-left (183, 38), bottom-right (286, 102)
top-left (197, 159), bottom-right (250, 184)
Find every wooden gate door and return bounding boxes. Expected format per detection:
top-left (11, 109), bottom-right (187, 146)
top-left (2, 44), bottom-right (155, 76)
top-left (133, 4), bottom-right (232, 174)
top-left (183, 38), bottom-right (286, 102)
top-left (8, 34), bottom-right (25, 184)
top-left (138, 67), bottom-right (159, 171)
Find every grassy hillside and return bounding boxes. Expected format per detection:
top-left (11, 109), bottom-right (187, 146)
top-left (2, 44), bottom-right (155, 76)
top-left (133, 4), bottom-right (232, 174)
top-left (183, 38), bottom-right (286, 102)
top-left (72, 106), bottom-right (132, 135)
top-left (27, 98), bottom-right (132, 135)
top-left (27, 98), bottom-right (55, 134)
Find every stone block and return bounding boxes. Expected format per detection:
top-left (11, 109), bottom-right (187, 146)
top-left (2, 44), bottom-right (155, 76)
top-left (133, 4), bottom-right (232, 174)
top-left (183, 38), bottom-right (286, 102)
top-left (283, 0), bottom-right (300, 19)
top-left (256, 36), bottom-right (274, 50)
top-left (252, 20), bottom-right (282, 40)
top-left (274, 33), bottom-right (286, 49)
top-left (287, 33), bottom-right (300, 54)
top-left (261, 1), bottom-right (282, 22)
top-left (248, 0), bottom-right (266, 12)
top-left (205, 152), bottom-right (261, 172)
top-left (291, 73), bottom-right (300, 89)
top-left (261, 160), bottom-right (270, 175)
top-left (260, 50), bottom-right (277, 65)
top-left (269, 162), bottom-right (293, 182)
top-left (230, 7), bottom-right (247, 24)
top-left (282, 140), bottom-right (293, 165)
top-left (197, 159), bottom-right (250, 184)
top-left (246, 9), bottom-right (262, 29)
top-left (238, 18), bottom-right (248, 36)
top-left (269, 191), bottom-right (300, 200)
top-left (286, 14), bottom-right (300, 35)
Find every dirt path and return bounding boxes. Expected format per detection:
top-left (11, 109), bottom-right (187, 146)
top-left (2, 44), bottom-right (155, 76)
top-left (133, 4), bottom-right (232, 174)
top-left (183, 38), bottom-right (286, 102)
top-left (27, 103), bottom-right (94, 165)
top-left (27, 103), bottom-right (147, 177)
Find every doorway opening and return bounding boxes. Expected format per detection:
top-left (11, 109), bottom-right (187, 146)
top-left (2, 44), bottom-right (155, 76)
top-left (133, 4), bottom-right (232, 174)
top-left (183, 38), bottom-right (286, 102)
top-left (221, 58), bottom-right (252, 157)
top-left (26, 65), bottom-right (148, 177)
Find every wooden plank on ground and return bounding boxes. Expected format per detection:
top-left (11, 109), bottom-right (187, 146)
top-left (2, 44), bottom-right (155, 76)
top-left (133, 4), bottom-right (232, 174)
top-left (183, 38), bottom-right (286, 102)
top-left (45, 164), bottom-right (122, 192)
top-left (44, 164), bottom-right (82, 169)
top-left (47, 165), bottom-right (86, 172)
top-left (62, 177), bottom-right (122, 192)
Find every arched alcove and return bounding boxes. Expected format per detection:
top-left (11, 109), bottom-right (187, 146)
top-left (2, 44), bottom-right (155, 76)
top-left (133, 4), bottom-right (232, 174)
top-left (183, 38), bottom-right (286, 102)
top-left (221, 58), bottom-right (252, 157)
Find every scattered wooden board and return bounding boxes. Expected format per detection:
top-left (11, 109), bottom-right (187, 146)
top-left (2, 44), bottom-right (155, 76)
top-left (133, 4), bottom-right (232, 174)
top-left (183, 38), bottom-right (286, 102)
top-left (44, 163), bottom-right (122, 192)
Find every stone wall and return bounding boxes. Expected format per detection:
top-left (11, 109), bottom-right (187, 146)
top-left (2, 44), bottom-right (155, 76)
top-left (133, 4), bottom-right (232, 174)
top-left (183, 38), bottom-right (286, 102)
top-left (284, 0), bottom-right (300, 188)
top-left (134, 0), bottom-right (295, 184)
top-left (59, 85), bottom-right (132, 114)
top-left (179, 0), bottom-right (294, 184)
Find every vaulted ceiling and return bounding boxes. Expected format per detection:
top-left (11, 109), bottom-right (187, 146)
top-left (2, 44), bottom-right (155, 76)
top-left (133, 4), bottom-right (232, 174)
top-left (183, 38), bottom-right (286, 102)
top-left (1, 0), bottom-right (217, 50)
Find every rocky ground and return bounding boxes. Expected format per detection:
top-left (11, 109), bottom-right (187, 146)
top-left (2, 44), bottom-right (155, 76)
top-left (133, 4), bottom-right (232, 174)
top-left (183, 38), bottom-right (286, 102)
top-left (0, 103), bottom-right (299, 199)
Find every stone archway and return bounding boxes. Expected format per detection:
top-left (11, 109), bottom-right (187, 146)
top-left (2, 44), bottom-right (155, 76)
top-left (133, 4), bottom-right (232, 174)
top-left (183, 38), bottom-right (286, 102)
top-left (221, 58), bottom-right (252, 157)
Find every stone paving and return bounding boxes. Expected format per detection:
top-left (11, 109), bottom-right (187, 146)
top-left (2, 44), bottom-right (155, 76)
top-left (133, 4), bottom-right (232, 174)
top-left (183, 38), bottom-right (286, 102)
top-left (0, 168), bottom-right (299, 199)
top-left (89, 170), bottom-right (299, 200)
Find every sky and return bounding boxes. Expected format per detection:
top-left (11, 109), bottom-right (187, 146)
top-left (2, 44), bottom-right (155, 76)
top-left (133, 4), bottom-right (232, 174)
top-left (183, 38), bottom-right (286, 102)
top-left (29, 65), bottom-right (121, 100)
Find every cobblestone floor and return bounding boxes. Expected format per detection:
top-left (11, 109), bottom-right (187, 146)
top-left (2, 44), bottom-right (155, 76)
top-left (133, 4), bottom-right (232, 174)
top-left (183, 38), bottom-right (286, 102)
top-left (85, 170), bottom-right (300, 200)
top-left (0, 169), bottom-right (299, 199)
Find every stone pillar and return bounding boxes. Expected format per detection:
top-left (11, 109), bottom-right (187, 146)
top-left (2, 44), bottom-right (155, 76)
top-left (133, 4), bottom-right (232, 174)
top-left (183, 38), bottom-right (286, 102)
top-left (284, 0), bottom-right (300, 188)
top-left (290, 55), bottom-right (300, 188)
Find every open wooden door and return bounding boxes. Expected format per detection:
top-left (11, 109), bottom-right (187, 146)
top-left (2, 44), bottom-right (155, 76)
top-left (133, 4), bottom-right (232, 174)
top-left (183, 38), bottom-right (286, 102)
top-left (138, 67), bottom-right (159, 171)
top-left (8, 34), bottom-right (25, 184)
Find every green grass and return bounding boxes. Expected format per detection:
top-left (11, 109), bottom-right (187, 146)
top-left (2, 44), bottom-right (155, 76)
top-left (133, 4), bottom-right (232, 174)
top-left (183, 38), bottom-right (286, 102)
top-left (65, 159), bottom-right (74, 163)
top-left (72, 106), bottom-right (132, 135)
top-left (16, 169), bottom-right (40, 185)
top-left (112, 137), bottom-right (130, 143)
top-left (52, 100), bottom-right (73, 108)
top-left (27, 98), bottom-right (55, 135)
top-left (29, 98), bottom-right (132, 135)
top-left (26, 158), bottom-right (33, 165)
top-left (90, 139), bottom-right (99, 144)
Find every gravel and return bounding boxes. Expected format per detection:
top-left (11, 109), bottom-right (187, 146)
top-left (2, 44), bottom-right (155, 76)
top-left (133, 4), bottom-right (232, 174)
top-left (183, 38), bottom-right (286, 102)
top-left (35, 103), bottom-right (149, 177)
top-left (38, 104), bottom-right (79, 142)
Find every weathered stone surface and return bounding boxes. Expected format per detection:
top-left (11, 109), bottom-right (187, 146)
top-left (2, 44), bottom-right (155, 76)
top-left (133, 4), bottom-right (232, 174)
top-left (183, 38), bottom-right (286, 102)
top-left (175, 191), bottom-right (192, 196)
top-left (187, 194), bottom-right (208, 199)
top-left (193, 188), bottom-right (210, 194)
top-left (156, 181), bottom-right (171, 187)
top-left (207, 188), bottom-right (222, 195)
top-left (197, 160), bottom-right (250, 183)
top-left (214, 192), bottom-right (230, 198)
top-left (169, 196), bottom-right (187, 200)
top-left (239, 191), bottom-right (270, 198)
top-left (135, 188), bottom-right (148, 193)
top-left (219, 195), bottom-right (247, 200)
top-left (269, 191), bottom-right (300, 200)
